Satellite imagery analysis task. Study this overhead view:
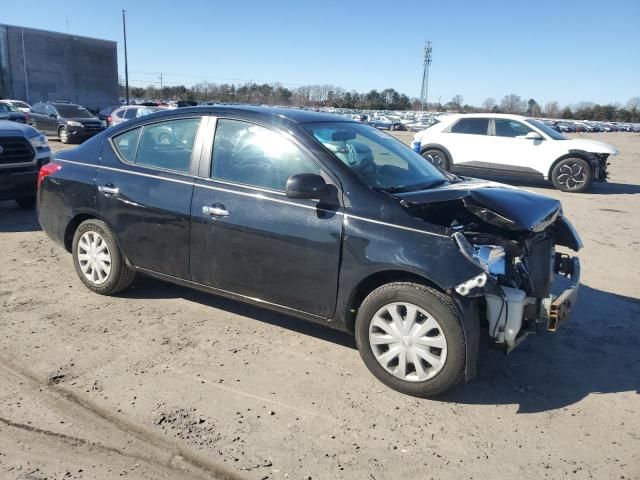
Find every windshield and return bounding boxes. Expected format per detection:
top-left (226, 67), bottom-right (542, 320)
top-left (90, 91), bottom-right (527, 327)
top-left (526, 119), bottom-right (567, 140)
top-left (55, 105), bottom-right (93, 118)
top-left (304, 122), bottom-right (447, 192)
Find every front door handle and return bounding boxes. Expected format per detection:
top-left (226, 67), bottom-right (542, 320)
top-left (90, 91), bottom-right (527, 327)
top-left (202, 205), bottom-right (230, 217)
top-left (98, 185), bottom-right (119, 195)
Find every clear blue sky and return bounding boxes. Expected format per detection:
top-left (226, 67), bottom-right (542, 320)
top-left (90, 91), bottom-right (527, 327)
top-left (2, 0), bottom-right (638, 106)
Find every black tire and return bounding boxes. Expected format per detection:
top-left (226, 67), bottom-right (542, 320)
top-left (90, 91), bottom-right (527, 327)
top-left (71, 219), bottom-right (135, 295)
top-left (355, 282), bottom-right (466, 398)
top-left (15, 195), bottom-right (36, 209)
top-left (551, 157), bottom-right (593, 193)
top-left (58, 126), bottom-right (69, 144)
top-left (421, 148), bottom-right (450, 171)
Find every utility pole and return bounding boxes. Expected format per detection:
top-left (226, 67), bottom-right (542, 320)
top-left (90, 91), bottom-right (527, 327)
top-left (122, 9), bottom-right (130, 105)
top-left (420, 41), bottom-right (433, 111)
top-left (159, 72), bottom-right (163, 89)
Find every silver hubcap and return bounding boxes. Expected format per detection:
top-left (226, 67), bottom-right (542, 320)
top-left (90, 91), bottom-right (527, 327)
top-left (557, 163), bottom-right (587, 190)
top-left (60, 128), bottom-right (68, 142)
top-left (369, 302), bottom-right (447, 382)
top-left (77, 231), bottom-right (112, 285)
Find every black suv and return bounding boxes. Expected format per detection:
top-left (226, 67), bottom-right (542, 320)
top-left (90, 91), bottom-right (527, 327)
top-left (30, 102), bottom-right (105, 144)
top-left (37, 106), bottom-right (582, 397)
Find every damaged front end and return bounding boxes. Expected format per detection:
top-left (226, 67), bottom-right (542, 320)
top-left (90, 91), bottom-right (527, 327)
top-left (398, 180), bottom-right (582, 351)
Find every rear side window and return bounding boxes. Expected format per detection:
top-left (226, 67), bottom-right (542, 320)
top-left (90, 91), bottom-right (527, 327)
top-left (111, 117), bottom-right (201, 173)
top-left (113, 127), bottom-right (141, 162)
top-left (124, 108), bottom-right (138, 119)
top-left (450, 118), bottom-right (489, 135)
top-left (32, 104), bottom-right (46, 114)
top-left (211, 119), bottom-right (321, 191)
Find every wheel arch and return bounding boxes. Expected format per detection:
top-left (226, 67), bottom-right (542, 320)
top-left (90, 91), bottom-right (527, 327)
top-left (419, 143), bottom-right (453, 163)
top-left (548, 150), bottom-right (593, 179)
top-left (63, 212), bottom-right (132, 266)
top-left (344, 269), bottom-right (445, 334)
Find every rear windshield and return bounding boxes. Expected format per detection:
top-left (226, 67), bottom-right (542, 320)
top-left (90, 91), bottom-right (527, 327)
top-left (55, 105), bottom-right (93, 118)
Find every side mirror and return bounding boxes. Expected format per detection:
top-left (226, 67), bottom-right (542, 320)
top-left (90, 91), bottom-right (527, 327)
top-left (49, 113), bottom-right (57, 118)
top-left (285, 173), bottom-right (329, 200)
top-left (524, 131), bottom-right (543, 140)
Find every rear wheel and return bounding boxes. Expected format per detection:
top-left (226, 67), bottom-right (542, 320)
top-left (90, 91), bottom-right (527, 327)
top-left (355, 282), bottom-right (466, 397)
top-left (15, 195), bottom-right (36, 209)
top-left (72, 219), bottom-right (135, 295)
top-left (551, 157), bottom-right (593, 192)
top-left (421, 148), bottom-right (450, 171)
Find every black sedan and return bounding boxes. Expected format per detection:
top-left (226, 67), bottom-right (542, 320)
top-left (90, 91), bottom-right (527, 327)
top-left (37, 106), bottom-right (582, 397)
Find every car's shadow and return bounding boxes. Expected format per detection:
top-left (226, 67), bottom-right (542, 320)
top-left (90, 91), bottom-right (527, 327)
top-left (480, 176), bottom-right (640, 195)
top-left (123, 277), bottom-right (639, 413)
top-left (122, 276), bottom-right (358, 350)
top-left (0, 202), bottom-right (41, 233)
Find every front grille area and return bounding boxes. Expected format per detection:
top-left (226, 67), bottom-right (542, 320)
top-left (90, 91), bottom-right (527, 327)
top-left (0, 136), bottom-right (35, 165)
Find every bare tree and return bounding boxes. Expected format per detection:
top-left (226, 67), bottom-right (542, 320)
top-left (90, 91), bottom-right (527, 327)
top-left (626, 96), bottom-right (640, 112)
top-left (543, 101), bottom-right (561, 118)
top-left (481, 97), bottom-right (496, 112)
top-left (451, 94), bottom-right (464, 112)
top-left (500, 94), bottom-right (526, 114)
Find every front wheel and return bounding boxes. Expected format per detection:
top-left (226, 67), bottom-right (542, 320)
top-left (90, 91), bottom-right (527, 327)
top-left (72, 219), bottom-right (135, 295)
top-left (551, 157), bottom-right (593, 192)
top-left (59, 126), bottom-right (69, 144)
top-left (355, 282), bottom-right (466, 397)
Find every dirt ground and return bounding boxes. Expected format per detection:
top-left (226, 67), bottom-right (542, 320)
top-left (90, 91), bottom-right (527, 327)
top-left (0, 132), bottom-right (638, 480)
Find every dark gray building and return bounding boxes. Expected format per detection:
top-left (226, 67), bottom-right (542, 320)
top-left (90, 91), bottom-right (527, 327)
top-left (0, 24), bottom-right (118, 111)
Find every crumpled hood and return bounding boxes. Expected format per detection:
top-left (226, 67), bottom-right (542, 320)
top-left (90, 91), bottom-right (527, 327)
top-left (396, 178), bottom-right (562, 232)
top-left (565, 138), bottom-right (619, 155)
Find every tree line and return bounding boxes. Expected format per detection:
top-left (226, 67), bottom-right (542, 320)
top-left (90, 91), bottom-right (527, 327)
top-left (120, 82), bottom-right (639, 122)
top-left (443, 94), bottom-right (640, 122)
top-left (121, 82), bottom-right (413, 110)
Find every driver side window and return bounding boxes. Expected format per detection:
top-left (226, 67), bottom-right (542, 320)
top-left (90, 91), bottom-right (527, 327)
top-left (211, 119), bottom-right (320, 191)
top-left (495, 119), bottom-right (533, 138)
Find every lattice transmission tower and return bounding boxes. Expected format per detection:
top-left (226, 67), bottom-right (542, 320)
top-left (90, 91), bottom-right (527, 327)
top-left (420, 41), bottom-right (433, 111)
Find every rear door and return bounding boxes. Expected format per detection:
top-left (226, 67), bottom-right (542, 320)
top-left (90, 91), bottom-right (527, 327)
top-left (96, 115), bottom-right (205, 278)
top-left (30, 104), bottom-right (51, 132)
top-left (442, 117), bottom-right (492, 172)
top-left (190, 117), bottom-right (344, 318)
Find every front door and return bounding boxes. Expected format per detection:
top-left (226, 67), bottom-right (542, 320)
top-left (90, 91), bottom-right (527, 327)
top-left (97, 116), bottom-right (204, 278)
top-left (190, 118), bottom-right (343, 318)
top-left (489, 119), bottom-right (547, 178)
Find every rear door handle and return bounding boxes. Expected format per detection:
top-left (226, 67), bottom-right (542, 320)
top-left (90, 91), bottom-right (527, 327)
top-left (202, 205), bottom-right (230, 217)
top-left (98, 185), bottom-right (119, 195)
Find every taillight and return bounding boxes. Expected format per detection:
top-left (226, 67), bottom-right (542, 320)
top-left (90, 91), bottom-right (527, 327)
top-left (107, 115), bottom-right (112, 125)
top-left (38, 162), bottom-right (62, 189)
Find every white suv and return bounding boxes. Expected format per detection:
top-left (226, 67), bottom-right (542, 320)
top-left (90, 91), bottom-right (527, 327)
top-left (413, 113), bottom-right (618, 192)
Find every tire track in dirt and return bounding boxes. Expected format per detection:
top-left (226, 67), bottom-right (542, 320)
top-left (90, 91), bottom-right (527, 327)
top-left (0, 356), bottom-right (245, 480)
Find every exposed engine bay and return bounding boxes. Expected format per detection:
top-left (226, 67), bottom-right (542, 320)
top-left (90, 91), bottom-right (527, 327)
top-left (395, 179), bottom-right (582, 351)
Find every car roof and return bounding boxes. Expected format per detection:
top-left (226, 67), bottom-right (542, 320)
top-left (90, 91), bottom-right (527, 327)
top-left (443, 113), bottom-right (532, 121)
top-left (112, 105), bottom-right (353, 130)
